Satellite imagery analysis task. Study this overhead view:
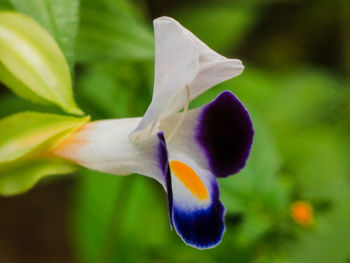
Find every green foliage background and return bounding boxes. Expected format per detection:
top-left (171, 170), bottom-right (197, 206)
top-left (0, 0), bottom-right (350, 262)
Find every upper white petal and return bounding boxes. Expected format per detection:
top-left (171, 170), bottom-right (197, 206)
top-left (165, 59), bottom-right (244, 116)
top-left (130, 17), bottom-right (199, 140)
top-left (130, 16), bottom-right (244, 141)
top-left (164, 24), bottom-right (244, 116)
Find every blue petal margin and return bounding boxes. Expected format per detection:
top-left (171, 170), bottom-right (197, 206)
top-left (196, 91), bottom-right (254, 178)
top-left (157, 132), bottom-right (225, 249)
top-left (172, 178), bottom-right (226, 249)
top-left (157, 132), bottom-right (173, 228)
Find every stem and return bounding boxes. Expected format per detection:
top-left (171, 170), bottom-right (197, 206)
top-left (98, 176), bottom-right (135, 263)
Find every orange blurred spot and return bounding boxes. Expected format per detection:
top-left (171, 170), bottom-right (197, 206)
top-left (291, 201), bottom-right (313, 226)
top-left (169, 160), bottom-right (209, 200)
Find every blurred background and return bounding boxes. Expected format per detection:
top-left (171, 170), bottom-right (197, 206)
top-left (0, 0), bottom-right (350, 262)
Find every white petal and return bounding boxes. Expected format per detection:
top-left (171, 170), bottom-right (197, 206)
top-left (165, 59), bottom-right (244, 116)
top-left (53, 118), bottom-right (167, 187)
top-left (163, 26), bottom-right (244, 115)
top-left (131, 17), bottom-right (244, 141)
top-left (130, 17), bottom-right (199, 140)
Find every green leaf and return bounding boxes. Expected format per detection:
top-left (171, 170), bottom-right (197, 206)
top-left (0, 157), bottom-right (77, 196)
top-left (76, 0), bottom-right (154, 62)
top-left (0, 92), bottom-right (62, 119)
top-left (0, 111), bottom-right (88, 195)
top-left (0, 111), bottom-right (89, 164)
top-left (9, 0), bottom-right (80, 71)
top-left (0, 12), bottom-right (82, 114)
top-left (0, 62), bottom-right (49, 105)
top-left (0, 0), bottom-right (11, 10)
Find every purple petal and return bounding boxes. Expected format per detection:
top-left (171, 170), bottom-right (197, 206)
top-left (172, 177), bottom-right (225, 249)
top-left (196, 91), bottom-right (254, 177)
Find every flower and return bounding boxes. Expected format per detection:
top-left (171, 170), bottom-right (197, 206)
top-left (291, 201), bottom-right (314, 227)
top-left (54, 17), bottom-right (254, 249)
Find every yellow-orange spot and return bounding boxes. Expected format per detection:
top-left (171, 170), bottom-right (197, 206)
top-left (169, 160), bottom-right (208, 200)
top-left (291, 201), bottom-right (314, 227)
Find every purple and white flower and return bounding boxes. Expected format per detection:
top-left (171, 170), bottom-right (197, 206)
top-left (54, 17), bottom-right (254, 249)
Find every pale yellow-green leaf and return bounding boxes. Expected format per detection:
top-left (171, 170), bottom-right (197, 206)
top-left (0, 111), bottom-right (89, 195)
top-left (0, 12), bottom-right (82, 114)
top-left (0, 111), bottom-right (90, 164)
top-left (0, 157), bottom-right (78, 196)
top-left (0, 61), bottom-right (49, 104)
top-left (10, 0), bottom-right (81, 72)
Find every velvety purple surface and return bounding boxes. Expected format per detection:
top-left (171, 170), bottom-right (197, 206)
top-left (172, 178), bottom-right (225, 249)
top-left (196, 91), bottom-right (254, 178)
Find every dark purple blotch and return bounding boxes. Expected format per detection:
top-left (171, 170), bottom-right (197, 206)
top-left (196, 91), bottom-right (254, 178)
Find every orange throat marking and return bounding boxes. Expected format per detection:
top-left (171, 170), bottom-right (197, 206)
top-left (169, 160), bottom-right (209, 200)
